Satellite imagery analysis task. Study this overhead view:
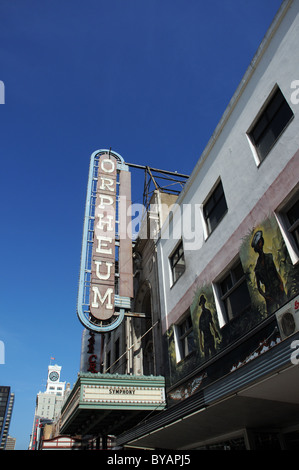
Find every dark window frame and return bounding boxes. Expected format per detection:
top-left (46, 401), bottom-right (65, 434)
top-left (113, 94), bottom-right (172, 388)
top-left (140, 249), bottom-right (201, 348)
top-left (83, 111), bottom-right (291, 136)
top-left (285, 197), bottom-right (299, 253)
top-left (106, 351), bottom-right (111, 370)
top-left (278, 192), bottom-right (299, 259)
top-left (203, 180), bottom-right (228, 235)
top-left (114, 338), bottom-right (120, 363)
top-left (170, 240), bottom-right (185, 286)
top-left (218, 259), bottom-right (251, 322)
top-left (248, 86), bottom-right (294, 162)
top-left (177, 312), bottom-right (195, 361)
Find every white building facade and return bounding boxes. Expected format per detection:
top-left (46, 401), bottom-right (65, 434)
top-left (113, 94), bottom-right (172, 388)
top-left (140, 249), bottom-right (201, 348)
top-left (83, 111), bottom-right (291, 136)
top-left (117, 0), bottom-right (299, 450)
top-left (29, 364), bottom-right (70, 449)
top-left (35, 365), bottom-right (66, 420)
top-left (157, 0), bottom-right (299, 333)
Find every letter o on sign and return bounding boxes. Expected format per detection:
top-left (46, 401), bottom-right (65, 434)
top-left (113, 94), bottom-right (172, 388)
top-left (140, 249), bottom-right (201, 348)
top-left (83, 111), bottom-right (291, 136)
top-left (101, 158), bottom-right (115, 173)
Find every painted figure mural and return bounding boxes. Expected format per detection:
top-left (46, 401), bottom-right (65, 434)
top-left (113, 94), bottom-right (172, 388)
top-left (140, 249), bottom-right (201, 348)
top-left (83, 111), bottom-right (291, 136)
top-left (165, 214), bottom-right (299, 391)
top-left (240, 216), bottom-right (295, 318)
top-left (251, 229), bottom-right (287, 314)
top-left (197, 295), bottom-right (220, 359)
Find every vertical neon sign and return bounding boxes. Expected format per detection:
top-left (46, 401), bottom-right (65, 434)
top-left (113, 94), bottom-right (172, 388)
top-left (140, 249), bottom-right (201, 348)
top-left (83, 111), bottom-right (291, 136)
top-left (77, 150), bottom-right (133, 332)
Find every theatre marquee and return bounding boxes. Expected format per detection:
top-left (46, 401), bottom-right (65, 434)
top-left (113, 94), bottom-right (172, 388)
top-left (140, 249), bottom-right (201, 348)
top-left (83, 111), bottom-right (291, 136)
top-left (60, 373), bottom-right (166, 437)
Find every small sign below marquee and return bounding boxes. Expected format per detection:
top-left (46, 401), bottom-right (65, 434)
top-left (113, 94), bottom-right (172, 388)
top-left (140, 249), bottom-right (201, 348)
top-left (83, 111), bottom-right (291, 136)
top-left (82, 383), bottom-right (165, 406)
top-left (59, 373), bottom-right (166, 435)
top-left (77, 149), bottom-right (133, 333)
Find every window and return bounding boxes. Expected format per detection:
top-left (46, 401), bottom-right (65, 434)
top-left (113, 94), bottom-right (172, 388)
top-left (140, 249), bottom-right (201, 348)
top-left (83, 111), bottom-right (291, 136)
top-left (276, 191), bottom-right (299, 263)
top-left (249, 87), bottom-right (293, 162)
top-left (285, 197), bottom-right (299, 252)
top-left (170, 240), bottom-right (185, 285)
top-left (203, 180), bottom-right (228, 235)
top-left (107, 351), bottom-right (111, 370)
top-left (218, 260), bottom-right (251, 321)
top-left (114, 338), bottom-right (119, 363)
top-left (176, 313), bottom-right (195, 361)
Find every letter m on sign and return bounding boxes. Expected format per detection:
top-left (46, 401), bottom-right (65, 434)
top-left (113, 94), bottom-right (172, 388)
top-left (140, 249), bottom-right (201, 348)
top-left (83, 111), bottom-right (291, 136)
top-left (91, 286), bottom-right (114, 320)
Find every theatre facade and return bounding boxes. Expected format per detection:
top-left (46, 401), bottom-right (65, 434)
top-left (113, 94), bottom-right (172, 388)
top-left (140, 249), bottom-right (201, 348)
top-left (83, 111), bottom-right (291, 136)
top-left (59, 0), bottom-right (299, 450)
top-left (116, 0), bottom-right (299, 450)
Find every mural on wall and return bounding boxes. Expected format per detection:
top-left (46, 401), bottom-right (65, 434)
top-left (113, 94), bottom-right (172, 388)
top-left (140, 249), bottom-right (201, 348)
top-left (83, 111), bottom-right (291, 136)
top-left (165, 285), bottom-right (222, 386)
top-left (239, 215), bottom-right (298, 317)
top-left (251, 229), bottom-right (287, 313)
top-left (190, 286), bottom-right (222, 361)
top-left (165, 214), bottom-right (299, 392)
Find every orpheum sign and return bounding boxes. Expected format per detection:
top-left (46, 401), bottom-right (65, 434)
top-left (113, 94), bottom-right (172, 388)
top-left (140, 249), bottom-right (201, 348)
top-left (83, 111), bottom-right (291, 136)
top-left (90, 154), bottom-right (117, 320)
top-left (77, 149), bottom-right (133, 333)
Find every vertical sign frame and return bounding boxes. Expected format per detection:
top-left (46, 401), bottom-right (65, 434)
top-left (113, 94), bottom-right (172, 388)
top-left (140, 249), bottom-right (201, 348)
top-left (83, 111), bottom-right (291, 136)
top-left (77, 149), bottom-right (133, 333)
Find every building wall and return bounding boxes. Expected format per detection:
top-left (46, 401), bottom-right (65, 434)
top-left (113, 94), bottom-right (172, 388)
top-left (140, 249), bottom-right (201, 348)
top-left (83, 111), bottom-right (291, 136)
top-left (0, 387), bottom-right (13, 450)
top-left (36, 392), bottom-right (65, 421)
top-left (29, 365), bottom-right (70, 449)
top-left (102, 322), bottom-right (126, 374)
top-left (1, 392), bottom-right (14, 450)
top-left (156, 0), bottom-right (299, 388)
top-left (100, 190), bottom-right (175, 378)
top-left (132, 191), bottom-right (179, 377)
top-left (5, 436), bottom-right (16, 450)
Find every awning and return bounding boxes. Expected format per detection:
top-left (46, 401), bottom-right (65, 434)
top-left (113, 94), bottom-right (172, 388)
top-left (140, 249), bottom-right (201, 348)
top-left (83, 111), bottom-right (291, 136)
top-left (60, 373), bottom-right (166, 437)
top-left (116, 332), bottom-right (299, 449)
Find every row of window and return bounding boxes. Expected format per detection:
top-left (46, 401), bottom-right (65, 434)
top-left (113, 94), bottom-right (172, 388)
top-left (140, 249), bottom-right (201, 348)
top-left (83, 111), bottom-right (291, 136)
top-left (170, 86), bottom-right (295, 287)
top-left (173, 190), bottom-right (299, 363)
top-left (170, 178), bottom-right (228, 285)
top-left (171, 86), bottom-right (298, 363)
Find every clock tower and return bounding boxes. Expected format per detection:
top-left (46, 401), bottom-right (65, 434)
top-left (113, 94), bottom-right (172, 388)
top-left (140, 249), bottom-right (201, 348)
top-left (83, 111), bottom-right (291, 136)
top-left (29, 364), bottom-right (70, 449)
top-left (46, 365), bottom-right (65, 394)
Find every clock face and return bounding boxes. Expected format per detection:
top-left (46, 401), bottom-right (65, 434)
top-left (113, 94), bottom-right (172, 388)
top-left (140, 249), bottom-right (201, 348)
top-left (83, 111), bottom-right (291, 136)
top-left (49, 371), bottom-right (59, 382)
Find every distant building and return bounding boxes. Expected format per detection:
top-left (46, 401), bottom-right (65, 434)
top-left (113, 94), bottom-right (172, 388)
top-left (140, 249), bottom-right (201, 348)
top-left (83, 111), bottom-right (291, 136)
top-left (28, 364), bottom-right (71, 450)
top-left (5, 436), bottom-right (16, 450)
top-left (0, 387), bottom-right (14, 450)
top-left (35, 365), bottom-right (66, 421)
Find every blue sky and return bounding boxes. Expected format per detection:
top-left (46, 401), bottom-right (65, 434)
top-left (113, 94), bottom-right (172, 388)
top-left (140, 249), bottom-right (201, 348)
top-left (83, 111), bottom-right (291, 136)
top-left (0, 0), bottom-right (282, 450)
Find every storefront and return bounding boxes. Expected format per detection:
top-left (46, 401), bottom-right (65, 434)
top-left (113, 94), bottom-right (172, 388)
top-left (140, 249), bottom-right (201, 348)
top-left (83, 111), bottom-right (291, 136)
top-left (116, 326), bottom-right (299, 450)
top-left (60, 373), bottom-right (166, 439)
